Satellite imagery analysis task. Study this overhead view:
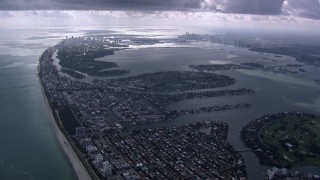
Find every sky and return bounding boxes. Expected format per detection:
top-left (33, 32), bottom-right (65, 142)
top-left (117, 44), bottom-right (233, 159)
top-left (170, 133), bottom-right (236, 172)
top-left (0, 0), bottom-right (320, 33)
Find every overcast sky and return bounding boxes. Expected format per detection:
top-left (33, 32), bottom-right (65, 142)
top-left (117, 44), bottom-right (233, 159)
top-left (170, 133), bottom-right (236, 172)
top-left (0, 0), bottom-right (319, 18)
top-left (0, 0), bottom-right (319, 31)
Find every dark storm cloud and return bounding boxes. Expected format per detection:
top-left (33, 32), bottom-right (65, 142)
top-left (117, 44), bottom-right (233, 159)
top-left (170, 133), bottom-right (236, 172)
top-left (59, 0), bottom-right (207, 11)
top-left (219, 0), bottom-right (285, 15)
top-left (0, 0), bottom-right (284, 14)
top-left (0, 0), bottom-right (205, 11)
top-left (284, 0), bottom-right (320, 19)
top-left (1, 0), bottom-right (319, 20)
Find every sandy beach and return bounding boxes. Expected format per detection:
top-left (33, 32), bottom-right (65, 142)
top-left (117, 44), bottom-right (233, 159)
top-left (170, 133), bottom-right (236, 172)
top-left (41, 85), bottom-right (91, 180)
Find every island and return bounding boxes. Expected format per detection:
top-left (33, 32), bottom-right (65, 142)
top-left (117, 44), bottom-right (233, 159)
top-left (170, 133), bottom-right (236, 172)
top-left (241, 112), bottom-right (320, 168)
top-left (250, 45), bottom-right (320, 66)
top-left (189, 64), bottom-right (250, 71)
top-left (56, 36), bottom-right (130, 77)
top-left (190, 63), bottom-right (302, 75)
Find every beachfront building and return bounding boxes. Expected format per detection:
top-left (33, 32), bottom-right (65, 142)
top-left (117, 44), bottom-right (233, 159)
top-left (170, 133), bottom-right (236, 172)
top-left (95, 153), bottom-right (103, 167)
top-left (102, 161), bottom-right (112, 177)
top-left (75, 126), bottom-right (86, 137)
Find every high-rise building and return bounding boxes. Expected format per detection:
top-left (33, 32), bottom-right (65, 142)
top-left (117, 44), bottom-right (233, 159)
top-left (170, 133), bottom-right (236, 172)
top-left (95, 154), bottom-right (103, 167)
top-left (102, 161), bottom-right (112, 177)
top-left (75, 127), bottom-right (86, 137)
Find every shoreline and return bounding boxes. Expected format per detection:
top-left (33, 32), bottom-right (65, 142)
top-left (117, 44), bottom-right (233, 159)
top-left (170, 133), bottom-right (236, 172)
top-left (38, 65), bottom-right (91, 180)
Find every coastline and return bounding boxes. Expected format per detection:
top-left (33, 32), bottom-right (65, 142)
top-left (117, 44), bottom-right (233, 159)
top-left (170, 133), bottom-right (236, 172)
top-left (38, 65), bottom-right (91, 180)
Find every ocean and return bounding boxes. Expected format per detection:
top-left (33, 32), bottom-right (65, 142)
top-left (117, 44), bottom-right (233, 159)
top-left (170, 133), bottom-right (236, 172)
top-left (0, 28), bottom-right (77, 180)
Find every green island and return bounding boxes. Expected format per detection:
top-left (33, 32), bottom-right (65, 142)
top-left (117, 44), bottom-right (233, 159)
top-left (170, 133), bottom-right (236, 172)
top-left (260, 113), bottom-right (320, 166)
top-left (241, 112), bottom-right (320, 167)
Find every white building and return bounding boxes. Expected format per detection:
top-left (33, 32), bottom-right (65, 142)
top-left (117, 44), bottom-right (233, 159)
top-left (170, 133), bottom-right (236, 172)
top-left (95, 154), bottom-right (103, 167)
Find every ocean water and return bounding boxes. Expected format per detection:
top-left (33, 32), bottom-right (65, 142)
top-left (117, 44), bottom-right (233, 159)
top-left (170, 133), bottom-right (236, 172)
top-left (1, 26), bottom-right (320, 180)
top-left (0, 28), bottom-right (77, 180)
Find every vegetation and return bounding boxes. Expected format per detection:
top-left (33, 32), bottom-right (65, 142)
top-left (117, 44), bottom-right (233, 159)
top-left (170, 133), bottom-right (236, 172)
top-left (118, 71), bottom-right (236, 92)
top-left (57, 50), bottom-right (119, 76)
top-left (250, 44), bottom-right (320, 66)
top-left (260, 114), bottom-right (320, 166)
top-left (58, 106), bottom-right (81, 135)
